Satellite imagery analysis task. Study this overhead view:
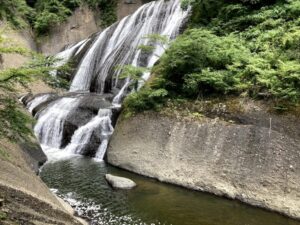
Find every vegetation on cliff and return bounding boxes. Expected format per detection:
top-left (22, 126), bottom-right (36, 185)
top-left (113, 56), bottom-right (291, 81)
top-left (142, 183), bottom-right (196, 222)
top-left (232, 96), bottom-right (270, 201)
top-left (0, 31), bottom-right (58, 142)
top-left (0, 0), bottom-right (118, 35)
top-left (125, 0), bottom-right (300, 113)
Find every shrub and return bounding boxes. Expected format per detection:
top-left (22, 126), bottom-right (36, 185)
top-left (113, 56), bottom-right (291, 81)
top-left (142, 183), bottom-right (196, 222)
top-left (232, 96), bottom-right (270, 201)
top-left (123, 87), bottom-right (168, 115)
top-left (0, 97), bottom-right (34, 141)
top-left (0, 0), bottom-right (33, 28)
top-left (33, 0), bottom-right (72, 34)
top-left (124, 0), bottom-right (300, 113)
top-left (34, 11), bottom-right (63, 34)
top-left (85, 0), bottom-right (117, 27)
top-left (153, 29), bottom-right (249, 96)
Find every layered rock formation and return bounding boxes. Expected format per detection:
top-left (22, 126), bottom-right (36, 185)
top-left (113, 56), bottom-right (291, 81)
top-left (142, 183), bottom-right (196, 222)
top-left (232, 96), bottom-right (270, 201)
top-left (107, 99), bottom-right (300, 219)
top-left (39, 0), bottom-right (149, 55)
top-left (0, 139), bottom-right (85, 224)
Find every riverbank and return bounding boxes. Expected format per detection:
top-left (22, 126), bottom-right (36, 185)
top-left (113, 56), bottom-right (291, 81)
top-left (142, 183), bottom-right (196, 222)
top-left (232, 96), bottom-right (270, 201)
top-left (107, 98), bottom-right (300, 220)
top-left (0, 135), bottom-right (88, 224)
top-left (0, 21), bottom-right (88, 224)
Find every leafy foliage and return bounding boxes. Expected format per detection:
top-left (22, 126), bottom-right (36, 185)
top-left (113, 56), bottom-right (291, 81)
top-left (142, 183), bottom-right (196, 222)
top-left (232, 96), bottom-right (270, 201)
top-left (86, 0), bottom-right (117, 27)
top-left (123, 87), bottom-right (168, 116)
top-left (126, 0), bottom-right (300, 113)
top-left (117, 65), bottom-right (148, 81)
top-left (33, 0), bottom-right (74, 34)
top-left (0, 97), bottom-right (34, 141)
top-left (155, 30), bottom-right (250, 95)
top-left (0, 0), bottom-right (117, 35)
top-left (117, 65), bottom-right (148, 90)
top-left (138, 34), bottom-right (170, 59)
top-left (0, 0), bottom-right (33, 28)
top-left (0, 35), bottom-right (58, 142)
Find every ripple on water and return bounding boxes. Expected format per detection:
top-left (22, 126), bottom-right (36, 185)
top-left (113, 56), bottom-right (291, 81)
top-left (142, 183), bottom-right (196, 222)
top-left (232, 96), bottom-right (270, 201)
top-left (41, 157), bottom-right (300, 225)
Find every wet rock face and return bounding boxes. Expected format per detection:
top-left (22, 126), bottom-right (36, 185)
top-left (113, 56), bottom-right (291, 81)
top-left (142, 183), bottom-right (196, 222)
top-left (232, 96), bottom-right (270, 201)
top-left (29, 92), bottom-right (115, 152)
top-left (107, 100), bottom-right (300, 220)
top-left (79, 131), bottom-right (102, 156)
top-left (18, 137), bottom-right (47, 174)
top-left (61, 121), bottom-right (79, 148)
top-left (61, 95), bottom-right (113, 149)
top-left (23, 93), bottom-right (59, 116)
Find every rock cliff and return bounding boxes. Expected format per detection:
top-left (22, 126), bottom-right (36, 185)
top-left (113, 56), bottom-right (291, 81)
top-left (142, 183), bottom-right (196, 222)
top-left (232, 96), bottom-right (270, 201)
top-left (37, 5), bottom-right (99, 55)
top-left (0, 23), bottom-right (86, 224)
top-left (39, 0), bottom-right (148, 55)
top-left (0, 139), bottom-right (85, 224)
top-left (107, 99), bottom-right (300, 220)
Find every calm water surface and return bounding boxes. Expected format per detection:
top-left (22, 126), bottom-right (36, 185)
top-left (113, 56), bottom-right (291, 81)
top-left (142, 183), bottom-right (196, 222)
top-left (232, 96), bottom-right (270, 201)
top-left (40, 156), bottom-right (300, 225)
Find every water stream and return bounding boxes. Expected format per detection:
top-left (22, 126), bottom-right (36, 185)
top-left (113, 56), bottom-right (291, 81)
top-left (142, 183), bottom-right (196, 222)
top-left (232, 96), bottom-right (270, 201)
top-left (40, 156), bottom-right (300, 225)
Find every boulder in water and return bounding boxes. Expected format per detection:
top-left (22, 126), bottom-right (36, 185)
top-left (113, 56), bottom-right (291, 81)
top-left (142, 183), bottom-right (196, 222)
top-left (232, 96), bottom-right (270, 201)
top-left (105, 174), bottom-right (136, 189)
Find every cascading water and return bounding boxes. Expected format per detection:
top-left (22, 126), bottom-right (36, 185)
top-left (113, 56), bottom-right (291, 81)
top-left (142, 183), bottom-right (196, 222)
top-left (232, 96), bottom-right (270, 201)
top-left (65, 109), bottom-right (114, 156)
top-left (50, 39), bottom-right (90, 76)
top-left (34, 97), bottom-right (81, 148)
top-left (26, 94), bottom-right (51, 113)
top-left (26, 0), bottom-right (190, 161)
top-left (70, 0), bottom-right (189, 93)
top-left (20, 3), bottom-right (300, 225)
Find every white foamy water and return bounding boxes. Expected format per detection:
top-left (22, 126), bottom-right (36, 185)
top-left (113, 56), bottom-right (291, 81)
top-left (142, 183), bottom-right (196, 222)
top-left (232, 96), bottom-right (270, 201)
top-left (26, 94), bottom-right (51, 113)
top-left (50, 39), bottom-right (88, 76)
top-left (34, 97), bottom-right (80, 148)
top-left (70, 0), bottom-right (189, 93)
top-left (32, 0), bottom-right (190, 161)
top-left (65, 109), bottom-right (114, 159)
top-left (40, 145), bottom-right (79, 162)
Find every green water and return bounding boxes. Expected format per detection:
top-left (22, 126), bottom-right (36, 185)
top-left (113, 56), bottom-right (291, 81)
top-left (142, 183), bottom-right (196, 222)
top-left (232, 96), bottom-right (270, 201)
top-left (40, 156), bottom-right (300, 225)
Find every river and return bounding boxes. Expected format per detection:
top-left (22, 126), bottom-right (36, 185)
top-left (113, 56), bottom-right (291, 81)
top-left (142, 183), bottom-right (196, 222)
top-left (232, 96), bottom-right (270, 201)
top-left (40, 156), bottom-right (300, 225)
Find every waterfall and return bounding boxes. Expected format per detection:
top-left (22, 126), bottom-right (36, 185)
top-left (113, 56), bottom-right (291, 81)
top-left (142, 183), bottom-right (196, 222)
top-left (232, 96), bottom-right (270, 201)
top-left (34, 97), bottom-right (80, 148)
top-left (26, 94), bottom-right (51, 113)
top-left (28, 0), bottom-right (189, 161)
top-left (112, 78), bottom-right (131, 105)
top-left (50, 39), bottom-right (89, 77)
top-left (70, 0), bottom-right (189, 93)
top-left (65, 109), bottom-right (114, 157)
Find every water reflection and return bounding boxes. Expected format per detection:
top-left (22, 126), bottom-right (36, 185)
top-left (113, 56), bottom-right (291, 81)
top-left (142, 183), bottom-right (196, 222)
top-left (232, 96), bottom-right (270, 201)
top-left (40, 157), bottom-right (300, 225)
